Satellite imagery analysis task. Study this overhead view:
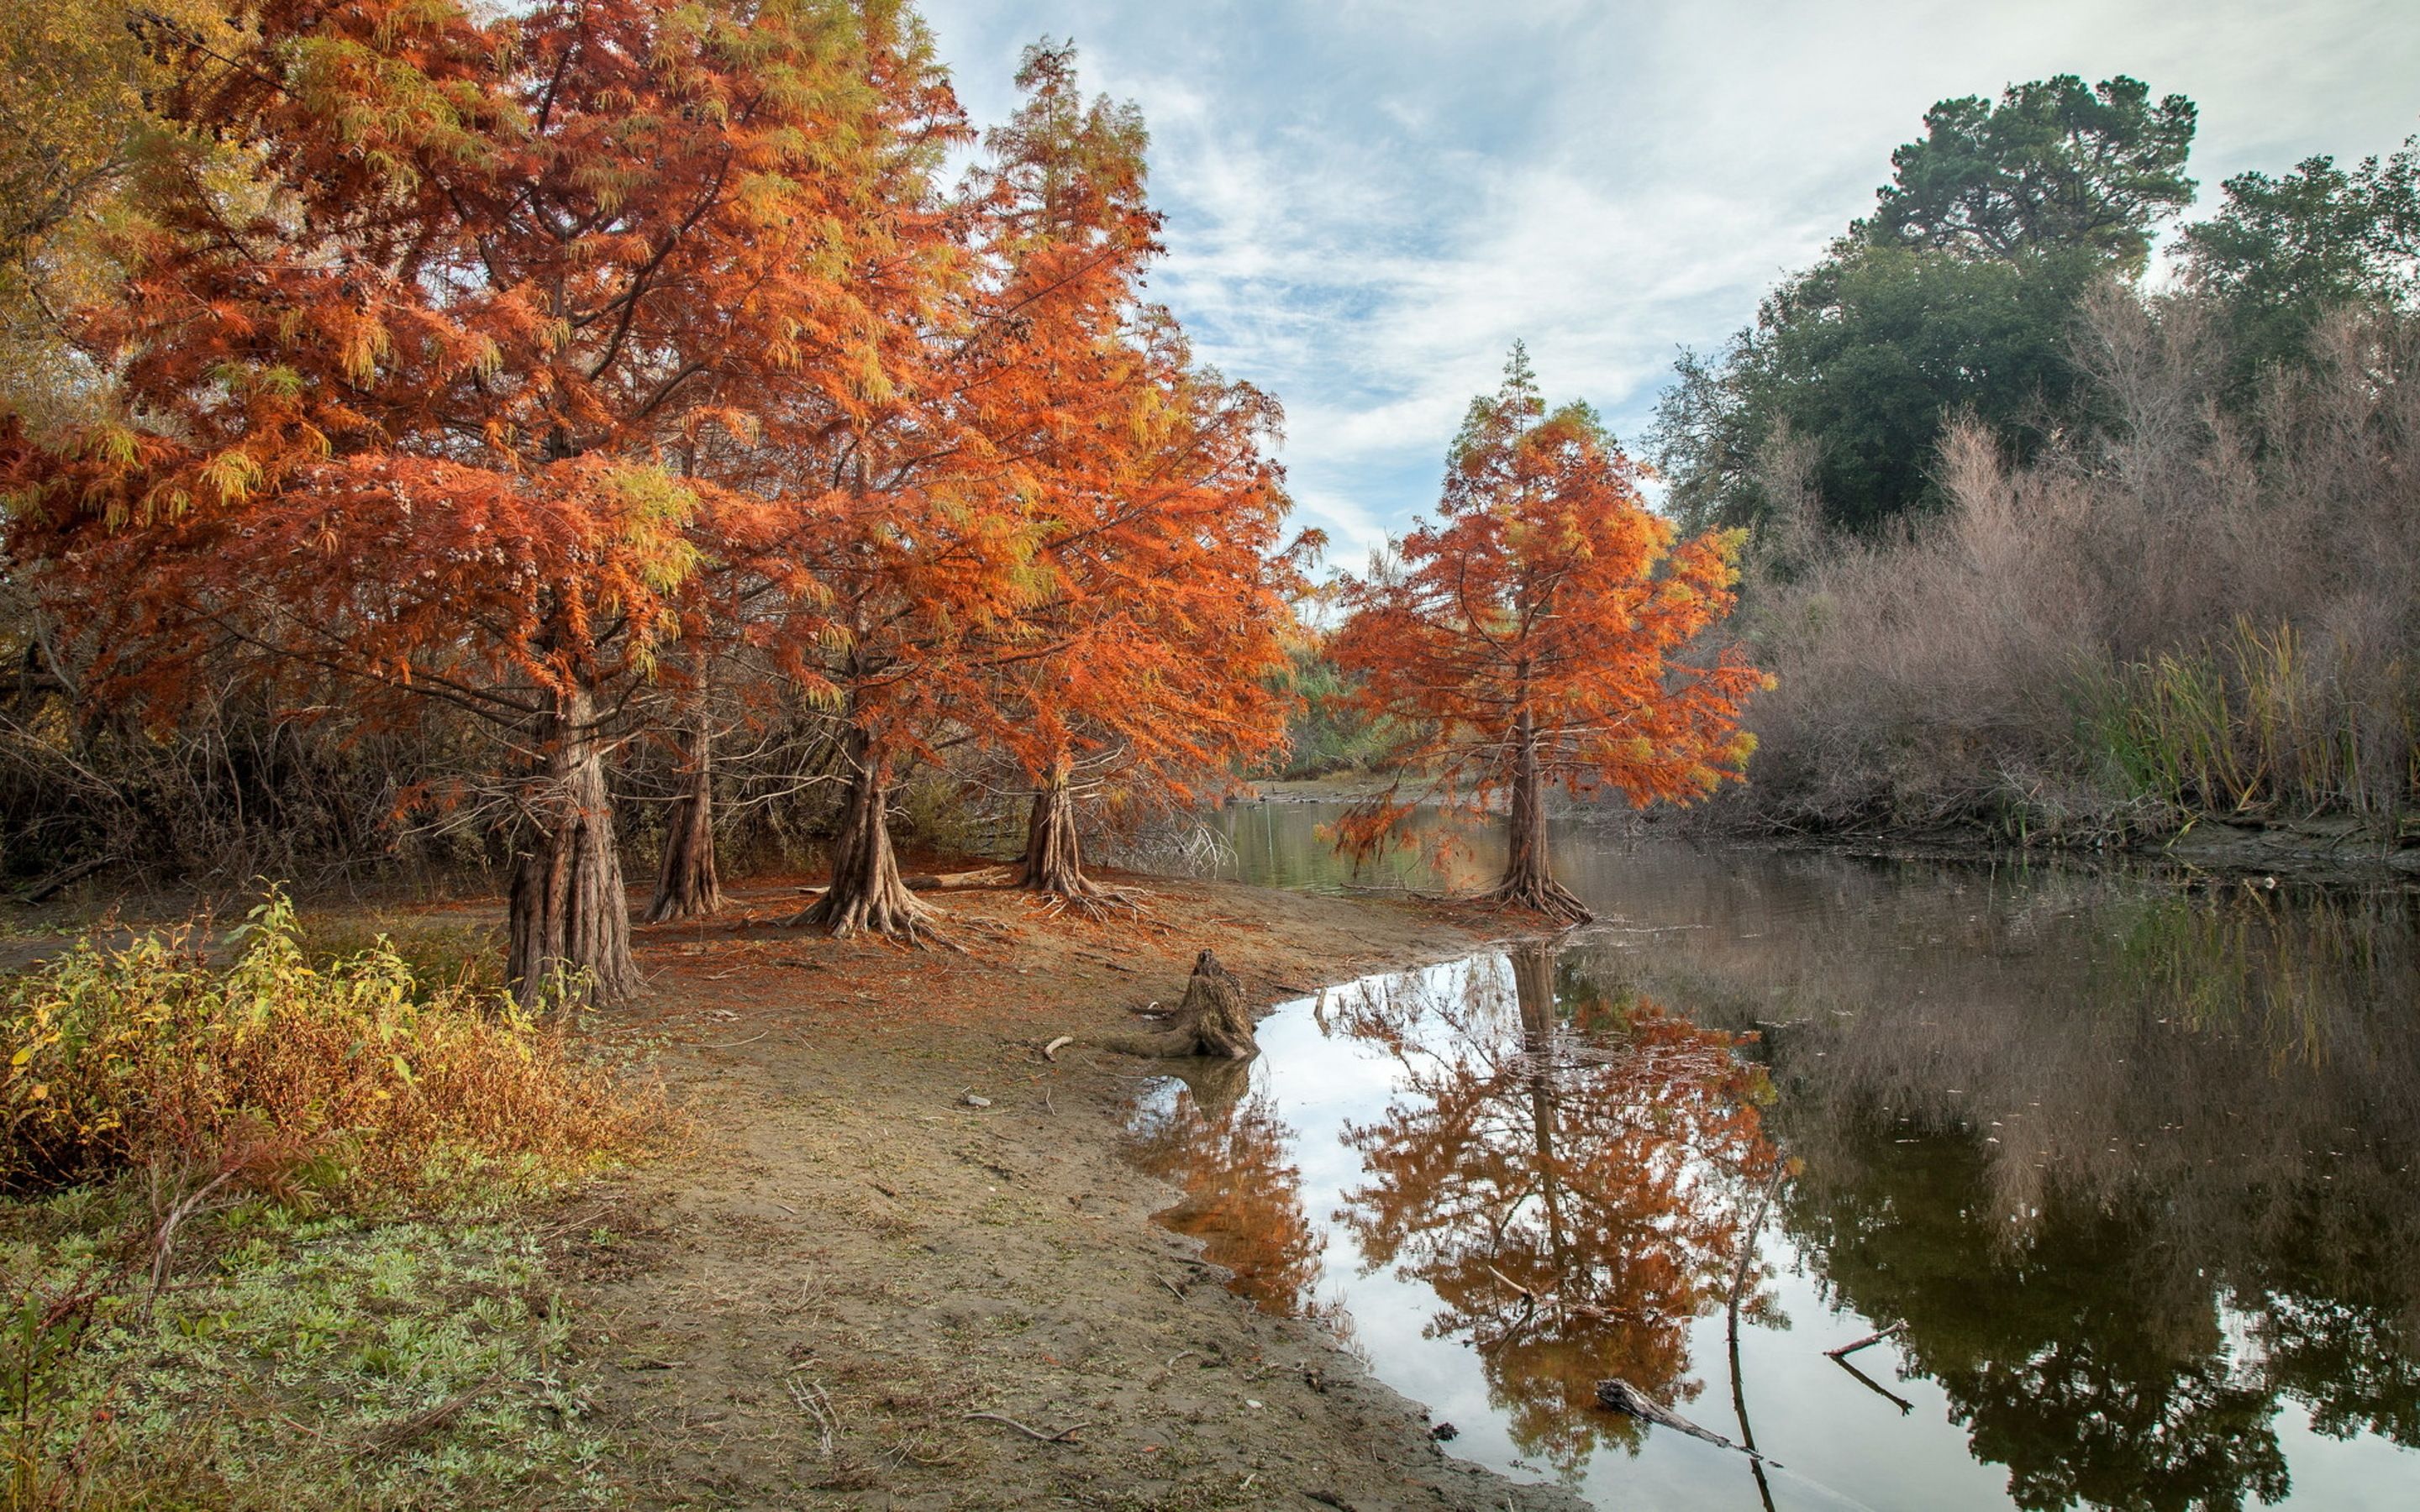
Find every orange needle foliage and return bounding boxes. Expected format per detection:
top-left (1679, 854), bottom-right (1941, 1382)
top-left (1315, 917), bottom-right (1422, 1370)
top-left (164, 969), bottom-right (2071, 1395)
top-left (778, 42), bottom-right (1304, 935)
top-left (974, 50), bottom-right (1305, 905)
top-left (1, 0), bottom-right (965, 1000)
top-left (1329, 347), bottom-right (1768, 922)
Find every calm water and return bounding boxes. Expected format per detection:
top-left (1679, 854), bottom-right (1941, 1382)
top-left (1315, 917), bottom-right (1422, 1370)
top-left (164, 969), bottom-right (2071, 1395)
top-left (1124, 801), bottom-right (2420, 1511)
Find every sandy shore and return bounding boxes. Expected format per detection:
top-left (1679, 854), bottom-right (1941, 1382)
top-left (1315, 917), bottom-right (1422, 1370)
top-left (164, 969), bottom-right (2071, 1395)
top-left (559, 871), bottom-right (1588, 1511)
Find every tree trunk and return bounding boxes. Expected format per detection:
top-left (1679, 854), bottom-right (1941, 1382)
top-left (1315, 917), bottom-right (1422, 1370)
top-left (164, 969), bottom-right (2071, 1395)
top-left (645, 717), bottom-right (722, 923)
top-left (1017, 757), bottom-right (1135, 911)
top-left (1485, 710), bottom-right (1593, 924)
top-left (507, 685), bottom-right (640, 1007)
top-left (791, 732), bottom-right (939, 939)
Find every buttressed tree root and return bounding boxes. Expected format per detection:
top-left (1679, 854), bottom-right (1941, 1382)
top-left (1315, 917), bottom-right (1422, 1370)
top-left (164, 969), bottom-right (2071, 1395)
top-left (1016, 775), bottom-right (1145, 919)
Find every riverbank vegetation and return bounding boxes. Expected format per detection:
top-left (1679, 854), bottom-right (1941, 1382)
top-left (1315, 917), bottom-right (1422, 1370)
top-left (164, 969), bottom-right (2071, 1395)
top-left (1651, 76), bottom-right (2419, 847)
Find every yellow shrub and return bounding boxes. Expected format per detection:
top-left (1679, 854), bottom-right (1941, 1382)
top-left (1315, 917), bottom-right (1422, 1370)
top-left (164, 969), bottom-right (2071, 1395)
top-left (0, 890), bottom-right (661, 1203)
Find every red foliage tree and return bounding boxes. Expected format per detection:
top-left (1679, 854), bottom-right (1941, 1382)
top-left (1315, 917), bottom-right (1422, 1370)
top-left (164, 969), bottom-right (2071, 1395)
top-left (775, 42), bottom-right (1302, 935)
top-left (1330, 348), bottom-right (1767, 923)
top-left (2, 0), bottom-right (964, 1001)
top-left (976, 45), bottom-right (1304, 908)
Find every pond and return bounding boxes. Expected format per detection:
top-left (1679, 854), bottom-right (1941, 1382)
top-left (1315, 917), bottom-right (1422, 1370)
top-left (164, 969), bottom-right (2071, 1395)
top-left (1124, 801), bottom-right (2420, 1510)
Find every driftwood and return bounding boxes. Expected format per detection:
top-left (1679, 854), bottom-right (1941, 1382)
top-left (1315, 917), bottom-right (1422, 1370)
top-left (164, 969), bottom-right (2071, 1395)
top-left (1092, 951), bottom-right (1257, 1061)
top-left (792, 865), bottom-right (1012, 900)
top-left (1595, 1379), bottom-right (1783, 1466)
top-left (1824, 1320), bottom-right (1905, 1358)
top-left (963, 1410), bottom-right (1095, 1444)
top-left (1833, 1351), bottom-right (1915, 1415)
top-left (904, 866), bottom-right (1013, 892)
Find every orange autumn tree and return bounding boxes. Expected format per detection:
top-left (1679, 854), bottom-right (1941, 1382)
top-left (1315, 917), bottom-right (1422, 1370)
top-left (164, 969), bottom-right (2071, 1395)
top-left (963, 47), bottom-right (1307, 900)
top-left (1, 0), bottom-right (963, 1001)
top-left (1003, 324), bottom-right (1302, 909)
top-left (1330, 347), bottom-right (1767, 924)
top-left (768, 40), bottom-right (1301, 937)
top-left (968, 45), bottom-right (1302, 906)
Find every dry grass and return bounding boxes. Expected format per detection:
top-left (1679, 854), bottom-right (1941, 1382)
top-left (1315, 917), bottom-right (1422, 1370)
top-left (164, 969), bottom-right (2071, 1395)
top-left (0, 888), bottom-right (666, 1205)
top-left (1723, 294), bottom-right (2420, 842)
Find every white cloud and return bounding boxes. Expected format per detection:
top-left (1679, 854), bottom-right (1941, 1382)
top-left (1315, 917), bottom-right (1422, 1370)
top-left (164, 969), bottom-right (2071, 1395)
top-left (918, 0), bottom-right (2420, 554)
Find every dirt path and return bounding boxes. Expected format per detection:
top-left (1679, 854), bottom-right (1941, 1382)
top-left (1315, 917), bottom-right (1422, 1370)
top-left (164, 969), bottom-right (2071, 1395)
top-left (565, 872), bottom-right (1586, 1511)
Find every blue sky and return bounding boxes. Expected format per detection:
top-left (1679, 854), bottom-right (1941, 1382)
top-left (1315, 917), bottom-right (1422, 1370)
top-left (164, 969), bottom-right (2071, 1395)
top-left (917, 0), bottom-right (2420, 562)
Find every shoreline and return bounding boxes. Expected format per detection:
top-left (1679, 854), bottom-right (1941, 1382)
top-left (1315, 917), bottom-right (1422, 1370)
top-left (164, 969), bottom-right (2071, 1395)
top-left (1246, 774), bottom-right (2420, 888)
top-left (576, 870), bottom-right (1588, 1510)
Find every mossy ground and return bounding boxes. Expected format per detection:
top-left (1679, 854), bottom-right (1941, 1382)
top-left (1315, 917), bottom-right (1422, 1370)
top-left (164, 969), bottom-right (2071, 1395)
top-left (1, 1197), bottom-right (613, 1509)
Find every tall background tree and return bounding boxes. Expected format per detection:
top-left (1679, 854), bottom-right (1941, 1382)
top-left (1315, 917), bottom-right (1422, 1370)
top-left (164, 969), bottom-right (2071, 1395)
top-left (1330, 350), bottom-right (1765, 923)
top-left (1862, 75), bottom-right (2197, 265)
top-left (1654, 74), bottom-right (2196, 536)
top-left (2180, 136), bottom-right (2420, 393)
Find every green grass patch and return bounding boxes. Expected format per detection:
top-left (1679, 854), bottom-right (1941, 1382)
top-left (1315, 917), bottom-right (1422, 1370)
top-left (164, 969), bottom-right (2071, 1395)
top-left (0, 892), bottom-right (667, 1508)
top-left (3, 1200), bottom-right (612, 1509)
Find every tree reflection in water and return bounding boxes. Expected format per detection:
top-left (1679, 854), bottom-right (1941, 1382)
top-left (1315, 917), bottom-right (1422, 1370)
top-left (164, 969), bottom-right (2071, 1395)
top-left (1333, 942), bottom-right (1781, 1478)
top-left (1125, 1057), bottom-right (1343, 1328)
top-left (1576, 877), bottom-right (2420, 1510)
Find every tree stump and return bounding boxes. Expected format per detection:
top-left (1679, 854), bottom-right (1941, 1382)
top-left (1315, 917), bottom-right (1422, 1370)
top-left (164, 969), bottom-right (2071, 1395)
top-left (1095, 951), bottom-right (1258, 1061)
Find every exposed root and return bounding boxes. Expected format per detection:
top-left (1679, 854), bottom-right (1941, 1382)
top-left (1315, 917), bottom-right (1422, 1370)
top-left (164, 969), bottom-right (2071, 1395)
top-left (1023, 884), bottom-right (1150, 921)
top-left (1480, 873), bottom-right (1596, 927)
top-left (1016, 774), bottom-right (1153, 920)
top-left (786, 741), bottom-right (965, 950)
top-left (790, 886), bottom-right (965, 953)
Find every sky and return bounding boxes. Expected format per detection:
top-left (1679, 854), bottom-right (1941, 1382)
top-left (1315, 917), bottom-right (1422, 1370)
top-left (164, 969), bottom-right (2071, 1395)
top-left (913, 0), bottom-right (2420, 563)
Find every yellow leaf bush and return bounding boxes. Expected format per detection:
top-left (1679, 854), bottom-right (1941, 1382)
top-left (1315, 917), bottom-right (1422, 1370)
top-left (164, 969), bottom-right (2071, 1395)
top-left (0, 890), bottom-right (662, 1204)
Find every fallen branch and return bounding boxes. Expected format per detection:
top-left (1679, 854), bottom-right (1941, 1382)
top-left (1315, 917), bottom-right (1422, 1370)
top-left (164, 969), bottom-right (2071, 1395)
top-left (1824, 1320), bottom-right (1905, 1359)
top-left (1041, 1035), bottom-right (1075, 1063)
top-left (901, 866), bottom-right (1013, 892)
top-left (788, 1375), bottom-right (838, 1458)
top-left (1595, 1379), bottom-right (1783, 1466)
top-left (366, 1375), bottom-right (504, 1453)
top-left (1486, 1264), bottom-right (1536, 1300)
top-left (963, 1411), bottom-right (1095, 1444)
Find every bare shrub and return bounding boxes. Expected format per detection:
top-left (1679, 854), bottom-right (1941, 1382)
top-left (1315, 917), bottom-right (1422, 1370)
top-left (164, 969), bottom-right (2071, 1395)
top-left (1723, 296), bottom-right (2420, 839)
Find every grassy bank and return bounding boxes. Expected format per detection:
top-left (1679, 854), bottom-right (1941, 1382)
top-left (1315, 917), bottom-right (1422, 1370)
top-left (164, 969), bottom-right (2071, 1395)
top-left (0, 895), bottom-right (666, 1509)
